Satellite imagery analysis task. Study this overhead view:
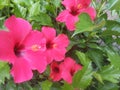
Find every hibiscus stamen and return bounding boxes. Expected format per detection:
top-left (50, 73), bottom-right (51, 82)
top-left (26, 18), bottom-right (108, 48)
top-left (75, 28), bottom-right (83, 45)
top-left (77, 4), bottom-right (82, 9)
top-left (31, 45), bottom-right (41, 51)
top-left (53, 44), bottom-right (57, 48)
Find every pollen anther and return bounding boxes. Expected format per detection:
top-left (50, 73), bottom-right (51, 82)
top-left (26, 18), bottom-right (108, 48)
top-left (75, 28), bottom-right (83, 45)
top-left (31, 45), bottom-right (41, 51)
top-left (77, 4), bottom-right (82, 9)
top-left (53, 44), bottom-right (57, 48)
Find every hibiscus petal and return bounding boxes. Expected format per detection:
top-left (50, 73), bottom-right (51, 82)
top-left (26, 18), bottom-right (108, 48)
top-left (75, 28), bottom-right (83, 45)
top-left (24, 51), bottom-right (47, 73)
top-left (60, 57), bottom-right (77, 84)
top-left (11, 58), bottom-right (33, 83)
top-left (51, 48), bottom-right (66, 61)
top-left (63, 57), bottom-right (76, 70)
top-left (61, 69), bottom-right (72, 84)
top-left (0, 31), bottom-right (15, 63)
top-left (62, 0), bottom-right (76, 10)
top-left (23, 30), bottom-right (46, 52)
top-left (51, 73), bottom-right (61, 81)
top-left (41, 26), bottom-right (56, 41)
top-left (53, 34), bottom-right (69, 48)
top-left (50, 62), bottom-right (62, 81)
top-left (74, 64), bottom-right (82, 72)
top-left (46, 50), bottom-right (54, 64)
top-left (56, 10), bottom-right (69, 22)
top-left (59, 62), bottom-right (72, 84)
top-left (65, 14), bottom-right (79, 31)
top-left (5, 15), bottom-right (32, 42)
top-left (81, 7), bottom-right (96, 20)
top-left (79, 0), bottom-right (91, 8)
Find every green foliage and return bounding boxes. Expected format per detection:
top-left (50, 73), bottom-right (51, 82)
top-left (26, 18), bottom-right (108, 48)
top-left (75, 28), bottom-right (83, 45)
top-left (87, 49), bottom-right (104, 69)
top-left (72, 13), bottom-right (105, 36)
top-left (93, 72), bottom-right (103, 84)
top-left (29, 13), bottom-right (53, 27)
top-left (50, 82), bottom-right (62, 90)
top-left (107, 50), bottom-right (120, 68)
top-left (97, 82), bottom-right (119, 90)
top-left (75, 51), bottom-right (90, 65)
top-left (62, 82), bottom-right (74, 90)
top-left (0, 0), bottom-right (9, 9)
top-left (73, 61), bottom-right (93, 89)
top-left (73, 13), bottom-right (94, 36)
top-left (12, 4), bottom-right (27, 18)
top-left (98, 65), bottom-right (120, 83)
top-left (0, 61), bottom-right (10, 84)
top-left (52, 0), bottom-right (61, 7)
top-left (106, 0), bottom-right (119, 10)
top-left (11, 0), bottom-right (33, 6)
top-left (111, 0), bottom-right (120, 10)
top-left (29, 1), bottom-right (40, 17)
top-left (102, 30), bottom-right (120, 36)
top-left (41, 80), bottom-right (52, 90)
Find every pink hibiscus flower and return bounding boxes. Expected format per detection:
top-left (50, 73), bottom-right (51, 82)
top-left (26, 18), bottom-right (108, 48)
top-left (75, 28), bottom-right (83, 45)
top-left (56, 0), bottom-right (96, 31)
top-left (0, 16), bottom-right (47, 83)
top-left (41, 26), bottom-right (69, 64)
top-left (50, 57), bottom-right (82, 84)
top-left (50, 61), bottom-right (62, 81)
top-left (60, 57), bottom-right (82, 84)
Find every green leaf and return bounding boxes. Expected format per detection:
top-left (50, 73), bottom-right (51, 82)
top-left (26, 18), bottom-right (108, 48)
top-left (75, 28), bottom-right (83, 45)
top-left (0, 0), bottom-right (9, 9)
top-left (75, 51), bottom-right (90, 65)
top-left (29, 2), bottom-right (40, 17)
top-left (87, 43), bottom-right (102, 50)
top-left (50, 82), bottom-right (62, 90)
top-left (0, 80), bottom-right (17, 90)
top-left (62, 82), bottom-right (74, 90)
top-left (73, 13), bottom-right (105, 36)
top-left (93, 19), bottom-right (106, 30)
top-left (106, 0), bottom-right (118, 10)
top-left (11, 0), bottom-right (33, 6)
top-left (87, 49), bottom-right (104, 69)
top-left (73, 13), bottom-right (93, 36)
top-left (72, 62), bottom-right (93, 89)
top-left (106, 20), bottom-right (120, 33)
top-left (13, 4), bottom-right (27, 18)
top-left (0, 61), bottom-right (10, 84)
top-left (0, 17), bottom-right (6, 29)
top-left (29, 13), bottom-right (53, 26)
top-left (52, 0), bottom-right (61, 7)
top-left (107, 51), bottom-right (120, 68)
top-left (41, 80), bottom-right (52, 90)
top-left (97, 82), bottom-right (119, 90)
top-left (102, 30), bottom-right (120, 36)
top-left (99, 65), bottom-right (120, 83)
top-left (93, 72), bottom-right (103, 84)
top-left (111, 0), bottom-right (120, 10)
top-left (46, 4), bottom-right (56, 15)
top-left (115, 38), bottom-right (120, 45)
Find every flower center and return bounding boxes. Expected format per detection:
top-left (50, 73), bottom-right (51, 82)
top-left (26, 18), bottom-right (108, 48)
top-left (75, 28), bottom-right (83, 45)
top-left (14, 44), bottom-right (24, 57)
top-left (31, 44), bottom-right (41, 51)
top-left (46, 41), bottom-right (57, 49)
top-left (77, 4), bottom-right (82, 9)
top-left (70, 4), bottom-right (82, 16)
top-left (70, 68), bottom-right (75, 76)
top-left (53, 67), bottom-right (60, 73)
